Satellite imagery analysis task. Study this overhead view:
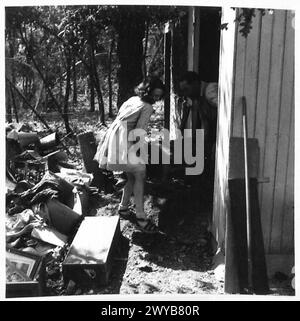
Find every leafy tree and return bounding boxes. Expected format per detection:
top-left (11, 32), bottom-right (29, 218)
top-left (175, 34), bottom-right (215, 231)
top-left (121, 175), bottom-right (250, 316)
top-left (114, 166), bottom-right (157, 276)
top-left (5, 5), bottom-right (185, 130)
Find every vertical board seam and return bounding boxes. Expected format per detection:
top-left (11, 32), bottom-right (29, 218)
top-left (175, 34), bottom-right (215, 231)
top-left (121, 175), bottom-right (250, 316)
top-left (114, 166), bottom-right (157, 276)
top-left (280, 84), bottom-right (294, 251)
top-left (253, 11), bottom-right (263, 138)
top-left (279, 11), bottom-right (293, 252)
top-left (269, 10), bottom-right (287, 253)
top-left (261, 12), bottom-right (275, 252)
top-left (260, 12), bottom-right (275, 209)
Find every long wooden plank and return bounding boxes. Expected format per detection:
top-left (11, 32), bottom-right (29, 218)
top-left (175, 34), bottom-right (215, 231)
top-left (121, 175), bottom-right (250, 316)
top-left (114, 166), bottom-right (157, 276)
top-left (259, 10), bottom-right (286, 253)
top-left (253, 11), bottom-right (274, 250)
top-left (243, 10), bottom-right (261, 138)
top-left (270, 11), bottom-right (294, 253)
top-left (232, 8), bottom-right (247, 137)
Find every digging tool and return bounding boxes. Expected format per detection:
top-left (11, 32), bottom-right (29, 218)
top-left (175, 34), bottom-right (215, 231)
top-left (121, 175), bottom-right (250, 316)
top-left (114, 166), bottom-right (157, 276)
top-left (225, 99), bottom-right (269, 294)
top-left (242, 96), bottom-right (253, 291)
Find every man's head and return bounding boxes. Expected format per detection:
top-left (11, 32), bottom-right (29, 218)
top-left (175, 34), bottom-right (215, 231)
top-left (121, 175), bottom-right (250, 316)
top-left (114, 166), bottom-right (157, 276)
top-left (179, 71), bottom-right (201, 99)
top-left (135, 77), bottom-right (165, 103)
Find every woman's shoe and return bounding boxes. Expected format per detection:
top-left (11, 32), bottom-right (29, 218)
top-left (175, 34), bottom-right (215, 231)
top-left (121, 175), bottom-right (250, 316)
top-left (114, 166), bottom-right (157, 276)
top-left (115, 177), bottom-right (127, 189)
top-left (135, 218), bottom-right (159, 234)
top-left (118, 208), bottom-right (136, 222)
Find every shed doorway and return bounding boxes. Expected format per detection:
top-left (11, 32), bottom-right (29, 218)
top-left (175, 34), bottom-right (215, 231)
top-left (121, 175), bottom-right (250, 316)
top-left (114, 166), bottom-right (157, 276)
top-left (156, 6), bottom-right (222, 215)
top-left (183, 6), bottom-right (222, 212)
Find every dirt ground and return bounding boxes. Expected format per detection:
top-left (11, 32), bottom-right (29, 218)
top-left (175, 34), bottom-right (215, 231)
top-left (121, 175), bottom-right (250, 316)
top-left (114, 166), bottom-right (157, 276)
top-left (59, 178), bottom-right (294, 297)
top-left (60, 176), bottom-right (224, 296)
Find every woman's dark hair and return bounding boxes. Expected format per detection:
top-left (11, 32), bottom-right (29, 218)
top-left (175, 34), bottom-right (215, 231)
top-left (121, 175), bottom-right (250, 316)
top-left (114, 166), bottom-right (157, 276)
top-left (135, 77), bottom-right (165, 104)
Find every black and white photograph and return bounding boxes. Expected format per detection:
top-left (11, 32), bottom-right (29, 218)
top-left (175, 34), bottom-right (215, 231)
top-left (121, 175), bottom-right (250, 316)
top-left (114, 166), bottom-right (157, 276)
top-left (6, 247), bottom-right (40, 279)
top-left (2, 0), bottom-right (297, 301)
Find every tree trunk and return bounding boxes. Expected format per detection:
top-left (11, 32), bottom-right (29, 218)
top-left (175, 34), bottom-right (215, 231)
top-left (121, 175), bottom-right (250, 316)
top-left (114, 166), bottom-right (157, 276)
top-left (142, 19), bottom-right (150, 81)
top-left (9, 83), bottom-right (19, 123)
top-left (25, 76), bottom-right (29, 98)
top-left (164, 28), bottom-right (171, 131)
top-left (59, 76), bottom-right (63, 106)
top-left (44, 87), bottom-right (48, 111)
top-left (63, 49), bottom-right (72, 134)
top-left (115, 10), bottom-right (146, 107)
top-left (71, 43), bottom-right (105, 120)
top-left (19, 26), bottom-right (72, 133)
top-left (22, 77), bottom-right (25, 95)
top-left (34, 82), bottom-right (44, 119)
top-left (89, 73), bottom-right (95, 112)
top-left (6, 40), bottom-right (14, 123)
top-left (6, 81), bottom-right (12, 123)
top-left (72, 53), bottom-right (77, 107)
top-left (90, 42), bottom-right (105, 123)
top-left (44, 43), bottom-right (49, 111)
top-left (108, 37), bottom-right (115, 118)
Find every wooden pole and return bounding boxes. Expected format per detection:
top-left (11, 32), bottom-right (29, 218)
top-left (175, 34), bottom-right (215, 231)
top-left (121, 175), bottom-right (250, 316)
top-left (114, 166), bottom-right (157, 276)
top-left (164, 23), bottom-right (171, 130)
top-left (242, 96), bottom-right (253, 291)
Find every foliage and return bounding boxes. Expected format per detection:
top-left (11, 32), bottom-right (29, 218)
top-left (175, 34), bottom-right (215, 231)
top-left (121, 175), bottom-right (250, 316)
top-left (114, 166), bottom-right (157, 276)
top-left (5, 5), bottom-right (186, 129)
top-left (235, 8), bottom-right (271, 37)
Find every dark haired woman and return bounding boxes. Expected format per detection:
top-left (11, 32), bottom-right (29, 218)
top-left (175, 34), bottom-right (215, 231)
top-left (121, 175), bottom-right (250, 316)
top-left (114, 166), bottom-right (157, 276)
top-left (94, 78), bottom-right (165, 233)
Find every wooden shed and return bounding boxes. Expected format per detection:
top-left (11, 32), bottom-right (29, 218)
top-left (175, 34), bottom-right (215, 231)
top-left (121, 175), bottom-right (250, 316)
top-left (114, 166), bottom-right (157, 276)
top-left (168, 6), bottom-right (295, 283)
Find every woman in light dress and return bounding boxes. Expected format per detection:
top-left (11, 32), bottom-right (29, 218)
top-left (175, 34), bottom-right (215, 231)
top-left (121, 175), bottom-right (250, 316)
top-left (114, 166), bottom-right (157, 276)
top-left (94, 78), bottom-right (165, 233)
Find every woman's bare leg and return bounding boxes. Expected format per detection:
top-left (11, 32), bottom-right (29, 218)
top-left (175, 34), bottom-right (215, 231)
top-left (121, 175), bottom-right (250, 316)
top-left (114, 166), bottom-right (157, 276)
top-left (131, 169), bottom-right (158, 231)
top-left (119, 172), bottom-right (134, 209)
top-left (132, 170), bottom-right (148, 222)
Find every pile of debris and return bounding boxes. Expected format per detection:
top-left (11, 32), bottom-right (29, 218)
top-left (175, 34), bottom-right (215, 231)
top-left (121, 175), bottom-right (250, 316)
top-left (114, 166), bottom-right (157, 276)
top-left (5, 123), bottom-right (99, 297)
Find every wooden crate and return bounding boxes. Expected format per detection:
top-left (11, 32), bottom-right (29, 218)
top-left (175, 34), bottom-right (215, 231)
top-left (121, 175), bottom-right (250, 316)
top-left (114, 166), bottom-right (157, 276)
top-left (62, 216), bottom-right (120, 286)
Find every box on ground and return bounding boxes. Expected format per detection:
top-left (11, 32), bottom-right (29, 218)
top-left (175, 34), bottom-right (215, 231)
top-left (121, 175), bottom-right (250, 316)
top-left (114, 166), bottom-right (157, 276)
top-left (62, 216), bottom-right (120, 286)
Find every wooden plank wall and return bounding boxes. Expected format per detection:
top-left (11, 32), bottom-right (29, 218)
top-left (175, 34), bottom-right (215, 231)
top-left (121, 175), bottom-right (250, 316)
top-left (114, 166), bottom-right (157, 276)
top-left (231, 9), bottom-right (295, 255)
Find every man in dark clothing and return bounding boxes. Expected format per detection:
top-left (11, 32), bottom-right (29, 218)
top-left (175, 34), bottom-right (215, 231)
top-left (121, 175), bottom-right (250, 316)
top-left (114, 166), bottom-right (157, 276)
top-left (178, 71), bottom-right (218, 210)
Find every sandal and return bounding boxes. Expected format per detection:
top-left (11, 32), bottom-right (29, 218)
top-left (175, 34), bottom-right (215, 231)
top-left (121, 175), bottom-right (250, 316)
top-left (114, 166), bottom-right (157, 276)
top-left (135, 218), bottom-right (159, 234)
top-left (118, 208), bottom-right (136, 222)
top-left (114, 177), bottom-right (128, 191)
